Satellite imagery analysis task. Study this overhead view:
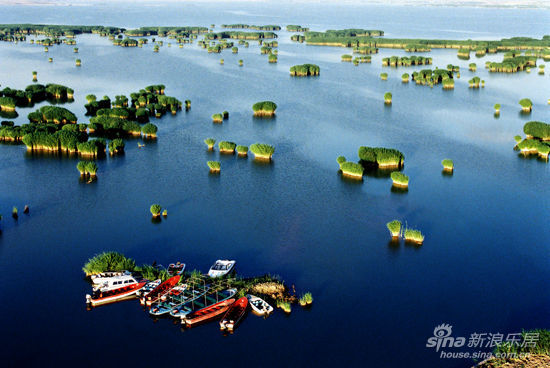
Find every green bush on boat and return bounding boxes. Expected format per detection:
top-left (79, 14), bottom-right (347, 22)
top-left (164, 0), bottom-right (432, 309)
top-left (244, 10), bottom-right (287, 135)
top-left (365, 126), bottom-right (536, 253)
top-left (150, 204), bottom-right (162, 217)
top-left (82, 251), bottom-right (137, 276)
top-left (442, 159), bottom-right (454, 171)
top-left (390, 171), bottom-right (409, 187)
top-left (207, 160), bottom-right (221, 172)
top-left (204, 138), bottom-right (216, 150)
top-left (218, 141), bottom-right (236, 153)
top-left (386, 220), bottom-right (401, 238)
top-left (249, 143), bottom-right (275, 160)
top-left (252, 101), bottom-right (277, 117)
top-left (340, 161), bottom-right (364, 179)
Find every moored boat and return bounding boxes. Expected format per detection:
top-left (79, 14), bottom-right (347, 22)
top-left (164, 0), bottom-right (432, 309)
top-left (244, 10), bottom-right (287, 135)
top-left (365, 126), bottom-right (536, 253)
top-left (86, 281), bottom-right (146, 307)
top-left (93, 273), bottom-right (141, 293)
top-left (220, 296), bottom-right (248, 331)
top-left (207, 260), bottom-right (236, 278)
top-left (149, 285), bottom-right (190, 316)
top-left (184, 298), bottom-right (235, 327)
top-left (247, 294), bottom-right (273, 316)
top-left (141, 275), bottom-right (181, 306)
top-left (167, 262), bottom-right (186, 276)
top-left (174, 288), bottom-right (237, 320)
top-left (91, 270), bottom-right (132, 285)
top-left (136, 279), bottom-right (161, 298)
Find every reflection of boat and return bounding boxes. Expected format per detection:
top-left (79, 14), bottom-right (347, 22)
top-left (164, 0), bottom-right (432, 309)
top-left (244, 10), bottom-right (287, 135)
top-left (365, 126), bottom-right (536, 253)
top-left (247, 294), bottom-right (273, 316)
top-left (167, 262), bottom-right (185, 276)
top-left (91, 270), bottom-right (132, 285)
top-left (175, 288), bottom-right (237, 320)
top-left (136, 279), bottom-right (161, 298)
top-left (150, 286), bottom-right (204, 316)
top-left (141, 275), bottom-right (180, 306)
top-left (220, 296), bottom-right (248, 331)
top-left (184, 298), bottom-right (236, 327)
top-left (86, 281), bottom-right (146, 307)
top-left (207, 260), bottom-right (235, 278)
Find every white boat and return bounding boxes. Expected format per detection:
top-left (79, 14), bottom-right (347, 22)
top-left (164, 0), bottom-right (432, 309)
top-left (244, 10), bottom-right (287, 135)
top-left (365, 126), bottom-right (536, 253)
top-left (91, 270), bottom-right (132, 285)
top-left (207, 260), bottom-right (236, 278)
top-left (93, 273), bottom-right (141, 292)
top-left (247, 294), bottom-right (273, 316)
top-left (136, 279), bottom-right (161, 298)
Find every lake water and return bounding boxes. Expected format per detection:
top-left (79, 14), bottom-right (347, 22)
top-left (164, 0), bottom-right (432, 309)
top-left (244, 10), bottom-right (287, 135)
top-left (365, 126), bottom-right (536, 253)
top-left (0, 3), bottom-right (549, 368)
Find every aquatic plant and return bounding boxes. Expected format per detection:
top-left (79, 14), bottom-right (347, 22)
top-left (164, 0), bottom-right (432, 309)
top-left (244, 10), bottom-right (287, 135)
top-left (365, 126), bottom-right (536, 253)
top-left (222, 111), bottom-right (229, 120)
top-left (341, 54), bottom-right (352, 62)
top-left (390, 172), bottom-right (409, 187)
top-left (469, 63), bottom-right (477, 71)
top-left (77, 161), bottom-right (87, 175)
top-left (494, 103), bottom-right (501, 114)
top-left (249, 143), bottom-right (275, 160)
top-left (358, 146), bottom-right (404, 168)
top-left (523, 121), bottom-right (550, 140)
top-left (252, 101), bottom-right (277, 117)
top-left (404, 228), bottom-right (424, 244)
top-left (141, 123), bottom-right (158, 138)
top-left (75, 59), bottom-right (81, 67)
top-left (204, 138), bottom-right (216, 150)
top-left (220, 59), bottom-right (224, 65)
top-left (299, 292), bottom-right (313, 306)
top-left (290, 64), bottom-right (320, 77)
top-left (276, 300), bottom-right (292, 313)
top-left (268, 54), bottom-right (277, 63)
top-left (85, 161), bottom-right (98, 177)
top-left (207, 160), bottom-right (221, 173)
top-left (340, 161), bottom-right (363, 179)
top-left (212, 113), bottom-right (223, 123)
top-left (380, 73), bottom-right (388, 80)
top-left (539, 64), bottom-right (545, 75)
top-left (138, 264), bottom-right (170, 282)
top-left (386, 220), bottom-right (401, 238)
top-left (519, 98), bottom-right (533, 112)
top-left (401, 73), bottom-right (409, 82)
top-left (108, 138), bottom-right (124, 155)
top-left (336, 156), bottom-right (346, 169)
top-left (12, 207), bottom-right (18, 219)
top-left (236, 145), bottom-right (248, 156)
top-left (32, 71), bottom-right (37, 82)
top-left (514, 135), bottom-right (522, 145)
top-left (150, 204), bottom-right (162, 217)
top-left (239, 59), bottom-right (243, 66)
top-left (218, 141), bottom-right (236, 153)
top-left (82, 251), bottom-right (137, 276)
top-left (442, 159), bottom-right (454, 171)
top-left (384, 92), bottom-right (392, 104)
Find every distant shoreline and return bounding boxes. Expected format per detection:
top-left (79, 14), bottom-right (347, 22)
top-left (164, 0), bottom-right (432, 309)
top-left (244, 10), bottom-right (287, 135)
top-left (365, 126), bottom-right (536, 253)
top-left (0, 0), bottom-right (549, 10)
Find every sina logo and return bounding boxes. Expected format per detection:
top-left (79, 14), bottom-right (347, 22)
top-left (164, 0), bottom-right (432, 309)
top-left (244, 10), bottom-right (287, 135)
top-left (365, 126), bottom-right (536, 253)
top-left (426, 324), bottom-right (465, 352)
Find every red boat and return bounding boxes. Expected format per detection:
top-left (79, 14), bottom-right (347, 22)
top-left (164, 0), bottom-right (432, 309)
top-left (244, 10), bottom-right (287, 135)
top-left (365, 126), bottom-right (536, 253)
top-left (86, 281), bottom-right (147, 307)
top-left (219, 296), bottom-right (248, 331)
top-left (141, 275), bottom-right (181, 306)
top-left (184, 299), bottom-right (235, 327)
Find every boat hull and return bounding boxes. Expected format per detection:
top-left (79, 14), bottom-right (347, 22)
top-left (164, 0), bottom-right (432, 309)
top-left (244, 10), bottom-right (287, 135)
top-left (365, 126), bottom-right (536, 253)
top-left (86, 281), bottom-right (146, 307)
top-left (184, 299), bottom-right (235, 327)
top-left (220, 296), bottom-right (248, 331)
